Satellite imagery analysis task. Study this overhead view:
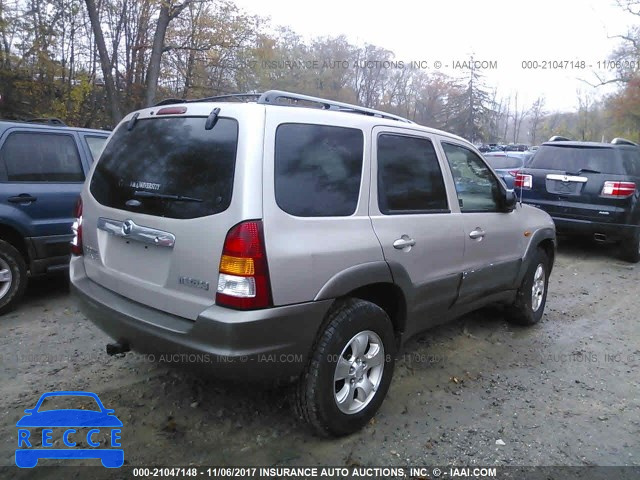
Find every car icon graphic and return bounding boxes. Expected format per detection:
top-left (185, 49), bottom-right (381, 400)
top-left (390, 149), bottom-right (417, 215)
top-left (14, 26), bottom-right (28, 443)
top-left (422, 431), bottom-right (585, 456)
top-left (15, 391), bottom-right (123, 468)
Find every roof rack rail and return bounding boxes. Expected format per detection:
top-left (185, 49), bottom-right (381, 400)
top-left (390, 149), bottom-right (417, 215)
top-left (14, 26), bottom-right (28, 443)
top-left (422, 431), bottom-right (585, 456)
top-left (611, 137), bottom-right (638, 146)
top-left (548, 135), bottom-right (570, 142)
top-left (26, 117), bottom-right (67, 126)
top-left (154, 93), bottom-right (261, 107)
top-left (257, 90), bottom-right (413, 123)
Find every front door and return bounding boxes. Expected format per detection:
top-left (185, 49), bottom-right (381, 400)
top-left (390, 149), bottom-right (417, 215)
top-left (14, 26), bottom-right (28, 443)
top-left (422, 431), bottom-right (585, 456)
top-left (439, 141), bottom-right (525, 304)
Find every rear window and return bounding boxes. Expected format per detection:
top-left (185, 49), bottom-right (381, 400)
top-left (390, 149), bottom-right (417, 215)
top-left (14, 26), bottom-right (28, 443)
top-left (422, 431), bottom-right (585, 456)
top-left (90, 117), bottom-right (238, 219)
top-left (275, 123), bottom-right (364, 217)
top-left (529, 145), bottom-right (624, 174)
top-left (484, 155), bottom-right (523, 170)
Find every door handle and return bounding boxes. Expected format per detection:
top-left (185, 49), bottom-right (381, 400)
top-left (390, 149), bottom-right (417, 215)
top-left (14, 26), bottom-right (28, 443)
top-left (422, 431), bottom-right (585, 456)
top-left (469, 228), bottom-right (485, 240)
top-left (393, 235), bottom-right (416, 250)
top-left (8, 194), bottom-right (37, 204)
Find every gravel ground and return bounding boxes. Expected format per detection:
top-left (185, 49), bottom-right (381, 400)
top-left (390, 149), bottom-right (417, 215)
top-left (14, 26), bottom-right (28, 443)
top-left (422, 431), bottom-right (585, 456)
top-left (1, 238), bottom-right (639, 477)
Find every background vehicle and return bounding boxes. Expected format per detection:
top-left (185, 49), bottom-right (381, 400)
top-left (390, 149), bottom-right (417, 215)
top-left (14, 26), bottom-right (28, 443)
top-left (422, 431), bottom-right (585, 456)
top-left (0, 120), bottom-right (109, 314)
top-left (70, 91), bottom-right (556, 436)
top-left (483, 152), bottom-right (531, 188)
top-left (518, 137), bottom-right (640, 262)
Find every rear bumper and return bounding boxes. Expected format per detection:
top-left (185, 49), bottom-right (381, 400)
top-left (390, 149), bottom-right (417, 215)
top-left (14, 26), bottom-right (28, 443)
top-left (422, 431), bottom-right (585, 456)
top-left (551, 216), bottom-right (638, 241)
top-left (70, 257), bottom-right (332, 382)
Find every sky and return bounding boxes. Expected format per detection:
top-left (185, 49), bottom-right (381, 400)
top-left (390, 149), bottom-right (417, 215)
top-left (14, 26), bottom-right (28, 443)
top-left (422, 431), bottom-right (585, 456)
top-left (232, 0), bottom-right (637, 112)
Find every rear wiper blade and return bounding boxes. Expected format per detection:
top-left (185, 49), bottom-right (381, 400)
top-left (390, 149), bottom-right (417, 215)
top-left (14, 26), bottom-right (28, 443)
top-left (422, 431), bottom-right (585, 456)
top-left (133, 191), bottom-right (203, 202)
top-left (566, 168), bottom-right (600, 175)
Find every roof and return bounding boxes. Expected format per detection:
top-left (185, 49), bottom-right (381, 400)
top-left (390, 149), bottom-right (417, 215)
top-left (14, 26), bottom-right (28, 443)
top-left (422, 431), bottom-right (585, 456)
top-left (0, 119), bottom-right (110, 135)
top-left (144, 90), bottom-right (470, 145)
top-left (542, 140), bottom-right (619, 149)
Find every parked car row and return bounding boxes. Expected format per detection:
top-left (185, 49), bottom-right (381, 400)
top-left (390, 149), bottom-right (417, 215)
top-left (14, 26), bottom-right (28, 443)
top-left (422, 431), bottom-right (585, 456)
top-left (478, 143), bottom-right (535, 153)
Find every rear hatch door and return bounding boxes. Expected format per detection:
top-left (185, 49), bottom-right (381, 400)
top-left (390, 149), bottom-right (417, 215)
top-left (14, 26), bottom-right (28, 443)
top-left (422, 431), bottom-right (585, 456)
top-left (522, 144), bottom-right (632, 223)
top-left (82, 104), bottom-right (264, 320)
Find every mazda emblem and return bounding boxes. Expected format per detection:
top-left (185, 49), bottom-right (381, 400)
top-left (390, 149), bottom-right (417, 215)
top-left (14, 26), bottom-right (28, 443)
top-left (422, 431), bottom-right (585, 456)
top-left (122, 220), bottom-right (134, 236)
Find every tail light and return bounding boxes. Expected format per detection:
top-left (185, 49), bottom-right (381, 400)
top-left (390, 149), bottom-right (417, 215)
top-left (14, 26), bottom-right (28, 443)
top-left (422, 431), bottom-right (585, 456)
top-left (70, 198), bottom-right (83, 256)
top-left (216, 220), bottom-right (272, 310)
top-left (515, 173), bottom-right (532, 189)
top-left (508, 169), bottom-right (520, 177)
top-left (601, 181), bottom-right (636, 197)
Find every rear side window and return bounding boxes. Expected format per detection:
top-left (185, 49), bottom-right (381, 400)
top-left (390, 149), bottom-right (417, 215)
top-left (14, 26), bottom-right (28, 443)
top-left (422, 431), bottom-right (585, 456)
top-left (84, 135), bottom-right (108, 161)
top-left (275, 123), bottom-right (364, 217)
top-left (0, 132), bottom-right (84, 182)
top-left (90, 117), bottom-right (238, 220)
top-left (377, 134), bottom-right (448, 214)
top-left (529, 145), bottom-right (624, 174)
top-left (620, 148), bottom-right (640, 177)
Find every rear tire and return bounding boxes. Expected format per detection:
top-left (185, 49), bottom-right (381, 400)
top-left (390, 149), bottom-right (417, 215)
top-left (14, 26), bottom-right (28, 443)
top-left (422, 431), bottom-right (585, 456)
top-left (294, 298), bottom-right (396, 436)
top-left (507, 248), bottom-right (549, 326)
top-left (620, 230), bottom-right (640, 263)
top-left (0, 239), bottom-right (27, 316)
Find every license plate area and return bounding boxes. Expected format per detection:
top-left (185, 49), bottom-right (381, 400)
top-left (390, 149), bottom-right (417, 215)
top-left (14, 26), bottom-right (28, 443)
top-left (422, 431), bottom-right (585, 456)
top-left (545, 174), bottom-right (587, 195)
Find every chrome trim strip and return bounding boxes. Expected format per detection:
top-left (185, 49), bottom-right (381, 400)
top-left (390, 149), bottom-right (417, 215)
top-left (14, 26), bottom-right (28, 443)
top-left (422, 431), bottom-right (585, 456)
top-left (546, 174), bottom-right (588, 183)
top-left (97, 217), bottom-right (176, 248)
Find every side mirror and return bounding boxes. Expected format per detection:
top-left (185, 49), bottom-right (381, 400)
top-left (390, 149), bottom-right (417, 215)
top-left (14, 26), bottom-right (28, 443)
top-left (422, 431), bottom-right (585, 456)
top-left (502, 188), bottom-right (517, 212)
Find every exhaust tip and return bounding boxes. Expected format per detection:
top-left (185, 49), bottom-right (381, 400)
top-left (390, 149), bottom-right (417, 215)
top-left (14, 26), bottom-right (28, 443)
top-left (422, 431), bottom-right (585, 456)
top-left (106, 342), bottom-right (130, 356)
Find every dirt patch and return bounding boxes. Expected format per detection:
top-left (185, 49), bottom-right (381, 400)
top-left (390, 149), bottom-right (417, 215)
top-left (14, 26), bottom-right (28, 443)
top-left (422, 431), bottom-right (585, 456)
top-left (1, 240), bottom-right (639, 474)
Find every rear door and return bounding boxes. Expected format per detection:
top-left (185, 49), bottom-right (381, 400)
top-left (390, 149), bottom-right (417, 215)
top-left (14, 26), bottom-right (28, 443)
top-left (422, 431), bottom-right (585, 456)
top-left (0, 128), bottom-right (86, 258)
top-left (83, 105), bottom-right (263, 320)
top-left (369, 127), bottom-right (464, 333)
top-left (523, 144), bottom-right (633, 224)
top-left (440, 141), bottom-right (524, 304)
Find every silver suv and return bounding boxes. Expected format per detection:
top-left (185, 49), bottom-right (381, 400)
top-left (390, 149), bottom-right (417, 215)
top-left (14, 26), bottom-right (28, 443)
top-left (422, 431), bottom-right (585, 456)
top-left (70, 91), bottom-right (556, 436)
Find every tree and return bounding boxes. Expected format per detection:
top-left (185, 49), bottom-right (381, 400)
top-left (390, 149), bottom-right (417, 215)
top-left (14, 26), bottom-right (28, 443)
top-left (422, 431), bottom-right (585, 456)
top-left (528, 97), bottom-right (545, 145)
top-left (145, 0), bottom-right (192, 106)
top-left (85, 0), bottom-right (122, 124)
top-left (448, 57), bottom-right (496, 143)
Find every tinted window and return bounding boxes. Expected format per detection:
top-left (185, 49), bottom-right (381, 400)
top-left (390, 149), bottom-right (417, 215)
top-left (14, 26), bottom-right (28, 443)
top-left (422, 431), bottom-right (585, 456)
top-left (0, 132), bottom-right (84, 182)
top-left (275, 124), bottom-right (363, 217)
top-left (84, 135), bottom-right (108, 161)
top-left (484, 155), bottom-right (524, 170)
top-left (529, 145), bottom-right (624, 174)
top-left (620, 148), bottom-right (640, 177)
top-left (90, 117), bottom-right (238, 220)
top-left (443, 142), bottom-right (501, 212)
top-left (377, 134), bottom-right (448, 214)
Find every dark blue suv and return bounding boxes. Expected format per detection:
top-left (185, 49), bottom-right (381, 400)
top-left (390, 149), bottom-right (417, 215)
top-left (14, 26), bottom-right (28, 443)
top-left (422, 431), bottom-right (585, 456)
top-left (518, 138), bottom-right (640, 262)
top-left (0, 120), bottom-right (109, 314)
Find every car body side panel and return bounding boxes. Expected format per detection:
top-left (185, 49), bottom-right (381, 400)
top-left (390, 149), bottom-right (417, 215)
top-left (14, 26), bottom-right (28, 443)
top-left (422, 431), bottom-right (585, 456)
top-left (262, 107), bottom-right (385, 306)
